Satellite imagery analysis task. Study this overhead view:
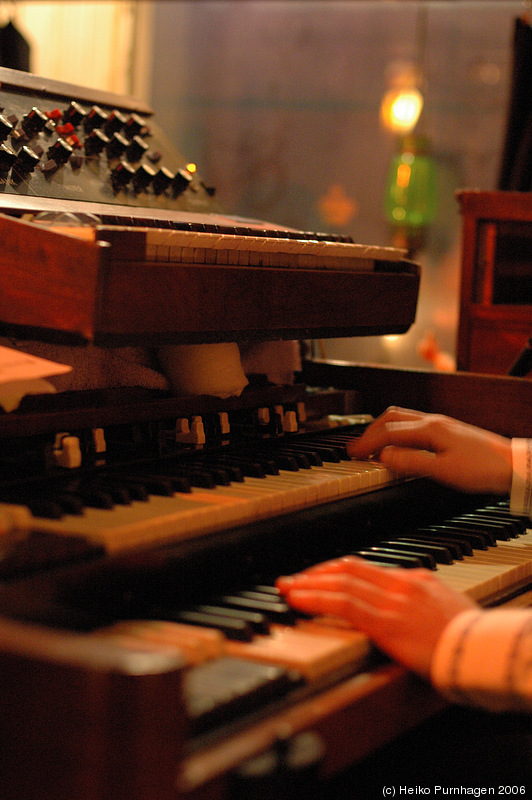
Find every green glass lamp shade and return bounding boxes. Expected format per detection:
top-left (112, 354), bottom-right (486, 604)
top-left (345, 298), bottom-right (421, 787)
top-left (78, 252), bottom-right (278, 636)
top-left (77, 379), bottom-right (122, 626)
top-left (384, 136), bottom-right (437, 230)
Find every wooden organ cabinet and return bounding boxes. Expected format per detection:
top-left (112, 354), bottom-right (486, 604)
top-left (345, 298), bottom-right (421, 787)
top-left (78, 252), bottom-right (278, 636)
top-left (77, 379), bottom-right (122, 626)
top-left (0, 68), bottom-right (531, 800)
top-left (456, 189), bottom-right (532, 375)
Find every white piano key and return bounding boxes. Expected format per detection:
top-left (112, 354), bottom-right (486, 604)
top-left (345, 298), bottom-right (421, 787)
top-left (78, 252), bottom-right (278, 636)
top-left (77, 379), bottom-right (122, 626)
top-left (134, 227), bottom-right (402, 271)
top-left (16, 456), bottom-right (396, 553)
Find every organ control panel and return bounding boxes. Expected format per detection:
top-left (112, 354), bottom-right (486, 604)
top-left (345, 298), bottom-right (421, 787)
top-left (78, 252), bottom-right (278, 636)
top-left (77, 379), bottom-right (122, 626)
top-left (0, 67), bottom-right (217, 214)
top-left (0, 66), bottom-right (420, 345)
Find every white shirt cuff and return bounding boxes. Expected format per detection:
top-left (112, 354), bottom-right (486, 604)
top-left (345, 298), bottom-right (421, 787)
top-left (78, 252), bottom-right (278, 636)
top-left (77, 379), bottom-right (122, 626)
top-left (510, 438), bottom-right (532, 518)
top-left (431, 609), bottom-right (532, 712)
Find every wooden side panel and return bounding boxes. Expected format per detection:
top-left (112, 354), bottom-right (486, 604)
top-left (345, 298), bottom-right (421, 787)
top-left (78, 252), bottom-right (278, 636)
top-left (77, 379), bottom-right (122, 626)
top-left (455, 190), bottom-right (532, 374)
top-left (0, 619), bottom-right (184, 800)
top-left (0, 215), bottom-right (102, 341)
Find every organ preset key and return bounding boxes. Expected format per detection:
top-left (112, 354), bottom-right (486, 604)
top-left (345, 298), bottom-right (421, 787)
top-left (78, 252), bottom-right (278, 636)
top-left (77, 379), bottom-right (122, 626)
top-left (93, 225), bottom-right (406, 271)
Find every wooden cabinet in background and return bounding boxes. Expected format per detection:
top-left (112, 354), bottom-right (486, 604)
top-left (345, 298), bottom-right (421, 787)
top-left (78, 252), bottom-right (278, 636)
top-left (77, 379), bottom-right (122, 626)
top-left (456, 190), bottom-right (532, 375)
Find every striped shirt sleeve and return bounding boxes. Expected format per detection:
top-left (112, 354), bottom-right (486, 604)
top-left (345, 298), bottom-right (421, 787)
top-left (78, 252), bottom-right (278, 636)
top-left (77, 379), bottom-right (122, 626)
top-left (510, 438), bottom-right (532, 519)
top-left (430, 609), bottom-right (532, 712)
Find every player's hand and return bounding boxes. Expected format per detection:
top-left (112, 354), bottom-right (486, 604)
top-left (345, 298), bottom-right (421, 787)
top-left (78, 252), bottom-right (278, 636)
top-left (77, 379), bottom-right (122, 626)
top-left (347, 406), bottom-right (512, 494)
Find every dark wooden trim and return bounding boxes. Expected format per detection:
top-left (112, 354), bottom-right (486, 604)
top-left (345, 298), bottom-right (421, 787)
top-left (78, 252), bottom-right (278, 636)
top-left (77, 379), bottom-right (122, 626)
top-left (302, 360), bottom-right (532, 438)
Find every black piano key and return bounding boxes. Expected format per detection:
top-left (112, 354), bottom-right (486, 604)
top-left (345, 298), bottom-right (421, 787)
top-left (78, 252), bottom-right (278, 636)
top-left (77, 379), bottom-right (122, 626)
top-left (62, 481), bottom-right (114, 509)
top-left (491, 502), bottom-right (531, 526)
top-left (118, 481), bottom-right (149, 501)
top-left (285, 443), bottom-right (341, 462)
top-left (0, 491), bottom-right (63, 520)
top-left (457, 513), bottom-right (520, 539)
top-left (361, 546), bottom-right (435, 570)
top-left (217, 594), bottom-right (297, 624)
top-left (279, 447), bottom-right (322, 467)
top-left (51, 493), bottom-right (85, 515)
top-left (194, 604), bottom-right (270, 634)
top-left (379, 540), bottom-right (443, 567)
top-left (217, 464), bottom-right (245, 482)
top-left (422, 525), bottom-right (485, 552)
top-left (480, 507), bottom-right (528, 533)
top-left (171, 460), bottom-right (231, 486)
top-left (276, 450), bottom-right (311, 469)
top-left (236, 452), bottom-right (280, 475)
top-left (174, 468), bottom-right (217, 489)
top-left (121, 473), bottom-right (189, 495)
top-left (80, 491), bottom-right (114, 509)
top-left (204, 467), bottom-right (233, 485)
top-left (303, 437), bottom-right (349, 458)
top-left (252, 585), bottom-right (282, 597)
top-left (215, 454), bottom-right (268, 478)
top-left (27, 497), bottom-right (65, 519)
top-left (395, 537), bottom-right (457, 563)
top-left (267, 453), bottom-right (300, 472)
top-left (416, 528), bottom-right (474, 556)
top-left (235, 590), bottom-right (277, 602)
top-left (190, 459), bottom-right (244, 483)
top-left (90, 483), bottom-right (131, 505)
top-left (168, 609), bottom-right (255, 641)
top-left (355, 550), bottom-right (422, 568)
top-left (144, 464), bottom-right (214, 490)
top-left (447, 518), bottom-right (499, 545)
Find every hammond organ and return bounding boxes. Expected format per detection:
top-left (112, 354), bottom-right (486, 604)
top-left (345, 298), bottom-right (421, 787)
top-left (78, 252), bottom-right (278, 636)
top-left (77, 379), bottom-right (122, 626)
top-left (0, 68), bottom-right (531, 800)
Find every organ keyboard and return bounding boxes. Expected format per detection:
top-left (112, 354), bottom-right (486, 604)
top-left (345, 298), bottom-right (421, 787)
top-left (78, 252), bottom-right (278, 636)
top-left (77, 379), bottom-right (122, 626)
top-left (0, 68), bottom-right (531, 800)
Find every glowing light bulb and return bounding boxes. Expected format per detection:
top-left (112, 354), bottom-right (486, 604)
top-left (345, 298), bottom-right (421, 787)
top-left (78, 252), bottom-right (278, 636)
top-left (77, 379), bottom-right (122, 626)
top-left (380, 87), bottom-right (424, 134)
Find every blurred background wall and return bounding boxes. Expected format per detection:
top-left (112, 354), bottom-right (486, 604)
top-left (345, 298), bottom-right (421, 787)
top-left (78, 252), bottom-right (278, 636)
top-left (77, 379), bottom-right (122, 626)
top-left (147, 0), bottom-right (525, 371)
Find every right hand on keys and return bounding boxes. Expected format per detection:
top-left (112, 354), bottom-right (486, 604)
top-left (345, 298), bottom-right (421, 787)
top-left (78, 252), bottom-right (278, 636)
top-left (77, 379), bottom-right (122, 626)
top-left (277, 556), bottom-right (477, 679)
top-left (347, 406), bottom-right (513, 495)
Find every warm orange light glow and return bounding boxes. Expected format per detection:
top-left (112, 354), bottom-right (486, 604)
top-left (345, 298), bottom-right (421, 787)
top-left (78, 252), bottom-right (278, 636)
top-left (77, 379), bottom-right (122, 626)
top-left (186, 162), bottom-right (197, 173)
top-left (380, 87), bottom-right (424, 133)
top-left (396, 163), bottom-right (411, 188)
